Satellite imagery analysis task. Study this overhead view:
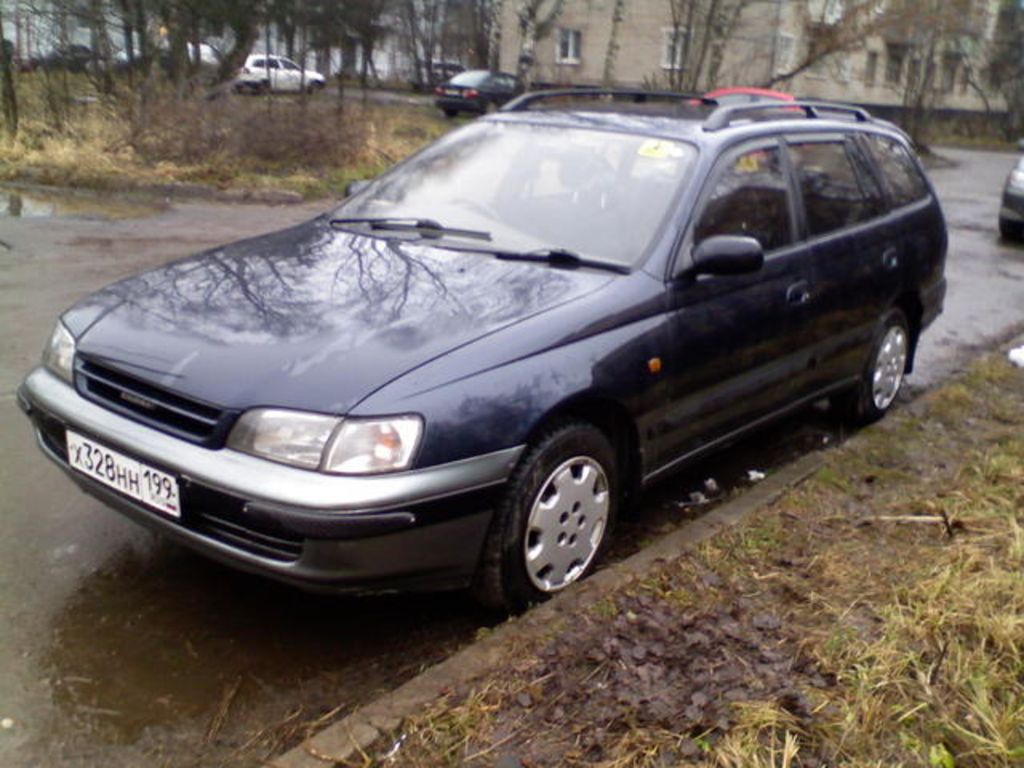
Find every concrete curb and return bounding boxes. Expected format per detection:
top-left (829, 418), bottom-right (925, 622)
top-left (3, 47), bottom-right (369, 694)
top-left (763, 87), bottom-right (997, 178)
top-left (267, 451), bottom-right (826, 768)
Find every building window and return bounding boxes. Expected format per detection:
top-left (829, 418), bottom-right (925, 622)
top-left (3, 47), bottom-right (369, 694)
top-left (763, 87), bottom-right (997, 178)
top-left (940, 53), bottom-right (959, 93)
top-left (661, 27), bottom-right (687, 70)
top-left (864, 51), bottom-right (878, 86)
top-left (885, 43), bottom-right (905, 85)
top-left (556, 28), bottom-right (581, 64)
top-left (774, 32), bottom-right (795, 76)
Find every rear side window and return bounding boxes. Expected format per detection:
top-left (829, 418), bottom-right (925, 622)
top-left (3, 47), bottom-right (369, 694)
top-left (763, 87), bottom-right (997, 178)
top-left (863, 135), bottom-right (929, 207)
top-left (694, 146), bottom-right (791, 252)
top-left (789, 140), bottom-right (885, 236)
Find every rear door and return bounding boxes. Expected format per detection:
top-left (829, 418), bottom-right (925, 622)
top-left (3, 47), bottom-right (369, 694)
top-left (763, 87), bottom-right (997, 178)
top-left (783, 133), bottom-right (893, 389)
top-left (649, 138), bottom-right (815, 476)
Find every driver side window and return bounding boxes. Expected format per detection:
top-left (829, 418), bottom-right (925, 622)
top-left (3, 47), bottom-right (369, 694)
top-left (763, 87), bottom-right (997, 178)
top-left (694, 145), bottom-right (791, 252)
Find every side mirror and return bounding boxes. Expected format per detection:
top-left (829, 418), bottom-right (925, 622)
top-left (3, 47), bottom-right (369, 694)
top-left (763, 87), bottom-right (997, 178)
top-left (691, 235), bottom-right (764, 276)
top-left (345, 179), bottom-right (371, 197)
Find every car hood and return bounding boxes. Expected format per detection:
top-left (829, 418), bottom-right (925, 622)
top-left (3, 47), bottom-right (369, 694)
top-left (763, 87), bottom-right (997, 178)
top-left (66, 216), bottom-right (615, 414)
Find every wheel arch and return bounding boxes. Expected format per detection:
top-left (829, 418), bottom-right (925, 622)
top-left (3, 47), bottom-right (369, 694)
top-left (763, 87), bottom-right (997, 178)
top-left (894, 291), bottom-right (923, 374)
top-left (523, 394), bottom-right (643, 512)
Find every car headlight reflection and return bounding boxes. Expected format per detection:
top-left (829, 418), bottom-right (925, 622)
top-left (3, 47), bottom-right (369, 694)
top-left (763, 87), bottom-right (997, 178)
top-left (228, 410), bottom-right (422, 474)
top-left (42, 321), bottom-right (76, 383)
top-left (1009, 168), bottom-right (1024, 192)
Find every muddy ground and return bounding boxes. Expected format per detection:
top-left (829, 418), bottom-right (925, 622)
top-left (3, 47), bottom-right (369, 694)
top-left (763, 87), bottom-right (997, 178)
top-left (378, 349), bottom-right (1024, 768)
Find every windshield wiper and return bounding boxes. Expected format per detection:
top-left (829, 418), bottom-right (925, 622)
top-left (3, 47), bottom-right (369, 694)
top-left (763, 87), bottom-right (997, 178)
top-left (330, 217), bottom-right (492, 242)
top-left (495, 248), bottom-right (631, 274)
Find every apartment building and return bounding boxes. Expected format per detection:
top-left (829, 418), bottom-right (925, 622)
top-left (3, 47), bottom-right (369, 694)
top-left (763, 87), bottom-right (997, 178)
top-left (498, 0), bottom-right (1005, 115)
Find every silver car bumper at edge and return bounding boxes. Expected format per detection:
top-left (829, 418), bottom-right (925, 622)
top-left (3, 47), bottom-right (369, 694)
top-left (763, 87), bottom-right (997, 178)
top-left (20, 367), bottom-right (524, 513)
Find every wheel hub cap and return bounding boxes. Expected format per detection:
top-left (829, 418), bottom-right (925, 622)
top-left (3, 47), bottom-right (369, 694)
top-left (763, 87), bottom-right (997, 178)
top-left (872, 325), bottom-right (908, 410)
top-left (524, 456), bottom-right (609, 593)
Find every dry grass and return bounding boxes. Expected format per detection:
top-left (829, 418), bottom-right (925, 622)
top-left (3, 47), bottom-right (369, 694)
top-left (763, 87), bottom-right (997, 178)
top-left (375, 351), bottom-right (1024, 767)
top-left (0, 73), bottom-right (451, 198)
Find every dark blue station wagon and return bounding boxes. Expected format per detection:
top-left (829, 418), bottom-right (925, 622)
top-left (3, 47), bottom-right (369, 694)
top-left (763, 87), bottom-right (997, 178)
top-left (19, 92), bottom-right (947, 611)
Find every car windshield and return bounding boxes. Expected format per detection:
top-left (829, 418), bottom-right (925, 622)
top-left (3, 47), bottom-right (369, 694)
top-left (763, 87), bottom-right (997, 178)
top-left (335, 121), bottom-right (697, 267)
top-left (449, 70), bottom-right (490, 86)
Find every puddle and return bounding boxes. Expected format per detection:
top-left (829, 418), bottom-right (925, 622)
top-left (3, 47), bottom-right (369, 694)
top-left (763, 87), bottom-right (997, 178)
top-left (0, 188), bottom-right (164, 220)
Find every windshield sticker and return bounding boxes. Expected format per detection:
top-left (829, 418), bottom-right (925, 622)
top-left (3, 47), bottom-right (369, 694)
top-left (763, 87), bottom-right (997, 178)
top-left (637, 139), bottom-right (686, 159)
top-left (735, 151), bottom-right (768, 173)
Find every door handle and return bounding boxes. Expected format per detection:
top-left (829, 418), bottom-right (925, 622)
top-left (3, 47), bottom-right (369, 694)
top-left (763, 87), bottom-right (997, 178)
top-left (882, 248), bottom-right (900, 270)
top-left (786, 281), bottom-right (812, 305)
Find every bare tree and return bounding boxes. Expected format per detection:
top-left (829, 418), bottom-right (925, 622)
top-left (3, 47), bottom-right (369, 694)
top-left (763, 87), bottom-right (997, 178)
top-left (987, 0), bottom-right (1024, 137)
top-left (0, 1), bottom-right (18, 136)
top-left (763, 0), bottom-right (884, 88)
top-left (878, 0), bottom-right (993, 146)
top-left (663, 0), bottom-right (753, 92)
top-left (602, 0), bottom-right (625, 85)
top-left (513, 0), bottom-right (564, 83)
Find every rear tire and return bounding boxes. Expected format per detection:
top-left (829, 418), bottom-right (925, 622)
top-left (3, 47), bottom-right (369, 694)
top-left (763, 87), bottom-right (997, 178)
top-left (832, 308), bottom-right (909, 426)
top-left (442, 108), bottom-right (457, 118)
top-left (472, 422), bottom-right (618, 613)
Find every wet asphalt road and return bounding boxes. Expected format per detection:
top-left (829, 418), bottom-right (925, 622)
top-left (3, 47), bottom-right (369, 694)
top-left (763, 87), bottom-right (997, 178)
top-left (2, 147), bottom-right (1024, 766)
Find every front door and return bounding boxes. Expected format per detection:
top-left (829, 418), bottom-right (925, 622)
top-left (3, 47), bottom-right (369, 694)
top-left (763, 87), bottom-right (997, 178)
top-left (648, 139), bottom-right (814, 478)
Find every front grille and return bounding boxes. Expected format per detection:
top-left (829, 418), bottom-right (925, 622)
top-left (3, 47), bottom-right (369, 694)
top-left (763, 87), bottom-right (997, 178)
top-left (75, 357), bottom-right (234, 447)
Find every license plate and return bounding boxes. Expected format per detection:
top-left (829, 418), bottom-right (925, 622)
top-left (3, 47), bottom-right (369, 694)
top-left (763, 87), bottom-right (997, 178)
top-left (445, 89), bottom-right (460, 96)
top-left (66, 430), bottom-right (181, 518)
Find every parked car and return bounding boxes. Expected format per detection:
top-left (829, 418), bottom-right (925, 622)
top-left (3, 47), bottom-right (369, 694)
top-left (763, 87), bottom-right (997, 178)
top-left (998, 141), bottom-right (1024, 241)
top-left (234, 54), bottom-right (325, 94)
top-left (434, 69), bottom-right (523, 117)
top-left (703, 86), bottom-right (796, 105)
top-left (411, 60), bottom-right (465, 90)
top-left (18, 91), bottom-right (946, 612)
top-left (32, 44), bottom-right (94, 73)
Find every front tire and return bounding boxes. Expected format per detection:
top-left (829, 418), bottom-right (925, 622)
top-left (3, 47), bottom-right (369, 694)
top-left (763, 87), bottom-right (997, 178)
top-left (999, 216), bottom-right (1022, 241)
top-left (833, 308), bottom-right (910, 426)
top-left (472, 422), bottom-right (618, 612)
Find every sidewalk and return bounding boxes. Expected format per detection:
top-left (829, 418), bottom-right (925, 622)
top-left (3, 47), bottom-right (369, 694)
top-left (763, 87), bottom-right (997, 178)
top-left (275, 346), bottom-right (1024, 768)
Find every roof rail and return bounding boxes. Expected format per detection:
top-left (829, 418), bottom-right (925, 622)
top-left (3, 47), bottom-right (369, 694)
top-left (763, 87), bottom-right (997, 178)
top-left (501, 88), bottom-right (715, 112)
top-left (702, 100), bottom-right (873, 131)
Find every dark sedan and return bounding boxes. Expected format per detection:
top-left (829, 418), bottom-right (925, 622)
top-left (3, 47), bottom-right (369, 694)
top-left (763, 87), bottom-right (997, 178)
top-left (434, 69), bottom-right (523, 117)
top-left (19, 92), bottom-right (946, 612)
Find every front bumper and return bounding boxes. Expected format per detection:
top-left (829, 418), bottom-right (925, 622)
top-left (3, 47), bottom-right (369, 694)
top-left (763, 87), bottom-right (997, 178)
top-left (18, 368), bottom-right (523, 593)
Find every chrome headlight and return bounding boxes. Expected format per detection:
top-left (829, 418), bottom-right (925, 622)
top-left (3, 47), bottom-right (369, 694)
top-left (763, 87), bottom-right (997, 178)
top-left (42, 321), bottom-right (76, 383)
top-left (1008, 167), bottom-right (1024, 192)
top-left (228, 410), bottom-right (423, 474)
top-left (322, 416), bottom-right (422, 474)
top-left (227, 409), bottom-right (340, 470)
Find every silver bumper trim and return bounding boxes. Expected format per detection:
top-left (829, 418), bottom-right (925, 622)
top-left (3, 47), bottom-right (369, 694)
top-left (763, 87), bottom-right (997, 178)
top-left (22, 367), bottom-right (524, 512)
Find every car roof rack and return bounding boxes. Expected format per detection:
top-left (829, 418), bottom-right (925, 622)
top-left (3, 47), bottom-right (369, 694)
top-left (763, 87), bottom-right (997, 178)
top-left (501, 88), bottom-right (716, 112)
top-left (702, 100), bottom-right (873, 131)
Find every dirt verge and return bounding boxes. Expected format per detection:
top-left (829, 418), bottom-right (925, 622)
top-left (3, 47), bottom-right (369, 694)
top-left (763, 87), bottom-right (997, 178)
top-left (272, 343), bottom-right (1024, 768)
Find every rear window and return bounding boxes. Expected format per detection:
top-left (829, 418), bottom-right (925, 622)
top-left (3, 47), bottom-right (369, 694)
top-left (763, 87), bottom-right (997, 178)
top-left (863, 135), bottom-right (929, 207)
top-left (789, 140), bottom-right (885, 236)
top-left (450, 71), bottom-right (490, 87)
